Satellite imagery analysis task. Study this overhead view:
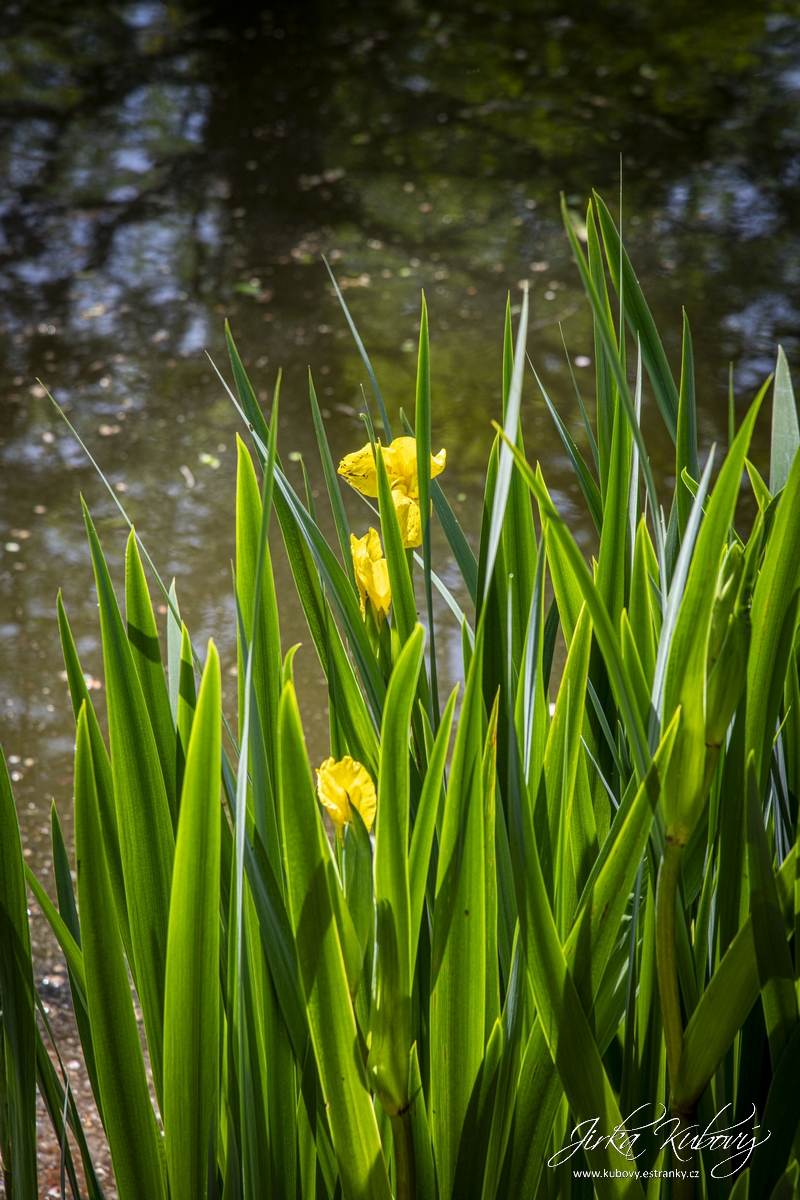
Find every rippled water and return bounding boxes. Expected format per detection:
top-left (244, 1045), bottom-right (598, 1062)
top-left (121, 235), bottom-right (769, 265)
top-left (2, 0), bottom-right (800, 890)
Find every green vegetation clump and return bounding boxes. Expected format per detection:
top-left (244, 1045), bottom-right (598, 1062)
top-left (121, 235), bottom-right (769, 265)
top-left (2, 191), bottom-right (800, 1200)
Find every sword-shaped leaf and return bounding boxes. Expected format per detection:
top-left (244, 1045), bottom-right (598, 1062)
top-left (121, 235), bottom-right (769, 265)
top-left (82, 501), bottom-right (174, 1108)
top-left (770, 346), bottom-right (799, 495)
top-left (409, 686), bottom-right (458, 967)
top-left (277, 680), bottom-right (392, 1200)
top-left (57, 591), bottom-right (133, 966)
top-left (369, 627), bottom-right (425, 1112)
top-left (594, 192), bottom-right (679, 440)
top-left (661, 390), bottom-right (763, 838)
top-left (308, 370), bottom-right (357, 589)
top-left (74, 704), bottom-right (167, 1200)
top-left (748, 441), bottom-right (800, 790)
top-left (125, 529), bottom-right (176, 825)
top-left (163, 642), bottom-right (222, 1200)
top-left (675, 310), bottom-right (699, 539)
top-left (499, 433), bottom-right (650, 782)
top-left (675, 840), bottom-right (798, 1108)
top-left (431, 617), bottom-right (487, 1198)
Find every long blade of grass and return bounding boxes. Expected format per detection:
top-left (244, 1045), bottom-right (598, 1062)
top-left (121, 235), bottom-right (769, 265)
top-left (224, 320), bottom-right (272, 444)
top-left (543, 604), bottom-right (593, 926)
top-left (244, 829), bottom-right (308, 1060)
top-left (559, 319), bottom-right (600, 472)
top-left (482, 694), bottom-right (501, 1035)
top-left (175, 622), bottom-right (196, 810)
top-left (369, 625), bottom-right (425, 1113)
top-left (674, 842), bottom-right (798, 1107)
top-left (629, 518), bottom-right (658, 689)
top-left (408, 1043), bottom-right (436, 1200)
top-left (323, 257), bottom-right (393, 439)
top-left (562, 197), bottom-right (667, 586)
top-left (748, 1022), bottom-right (800, 1200)
top-left (586, 200), bottom-right (616, 495)
top-left (220, 354), bottom-right (382, 766)
top-left (503, 305), bottom-right (538, 673)
top-left (433, 482), bottom-right (478, 603)
top-left (57, 592), bottom-right (133, 966)
top-left (50, 802), bottom-right (102, 1111)
top-left (744, 754), bottom-right (798, 1069)
top-left (82, 500), bottom-right (174, 1108)
top-left (33, 1019), bottom-right (106, 1200)
top-left (163, 643), bottom-right (222, 1200)
top-left (481, 931), bottom-right (526, 1200)
top-left (167, 579), bottom-right (182, 725)
top-left (533, 361), bottom-right (602, 534)
top-left (74, 704), bottom-right (167, 1200)
top-left (508, 732), bottom-right (647, 1199)
top-left (125, 528), bottom-right (177, 826)
top-left (308, 371), bottom-right (357, 589)
top-left (627, 343), bottom-right (642, 570)
top-left (675, 310), bottom-right (699, 539)
top-left (46, 389), bottom-right (214, 709)
top-left (278, 681), bottom-right (392, 1199)
top-left (520, 538), bottom-right (547, 784)
top-left (649, 448), bottom-right (715, 740)
top-left (595, 347), bottom-right (633, 633)
top-left (660, 392), bottom-right (763, 835)
top-left (274, 463), bottom-right (387, 721)
top-left (483, 287), bottom-right (529, 602)
top-left (499, 432), bottom-right (650, 781)
top-left (430, 616), bottom-right (488, 1198)
top-left (230, 389), bottom-right (279, 1198)
top-left (24, 864), bottom-right (86, 1004)
top-left (409, 685), bottom-right (458, 973)
top-left (235, 435), bottom-right (283, 854)
top-left (415, 294), bottom-right (440, 723)
top-left (451, 1018), bottom-right (504, 1198)
top-left (770, 346), bottom-right (799, 495)
top-left (272, 478), bottom-right (380, 773)
top-left (594, 192), bottom-right (679, 439)
top-left (748, 439), bottom-right (800, 790)
top-left (508, 716), bottom-right (677, 1196)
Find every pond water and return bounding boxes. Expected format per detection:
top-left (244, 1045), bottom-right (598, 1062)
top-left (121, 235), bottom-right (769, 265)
top-left (2, 0), bottom-right (800, 900)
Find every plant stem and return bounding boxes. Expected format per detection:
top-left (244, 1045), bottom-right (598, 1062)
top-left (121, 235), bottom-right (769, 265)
top-left (656, 837), bottom-right (684, 1089)
top-left (389, 1107), bottom-right (415, 1200)
top-left (656, 834), bottom-right (694, 1200)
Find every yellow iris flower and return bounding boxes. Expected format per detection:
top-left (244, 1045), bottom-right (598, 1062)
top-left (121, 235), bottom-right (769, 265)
top-left (350, 528), bottom-right (391, 625)
top-left (316, 755), bottom-right (377, 839)
top-left (337, 436), bottom-right (446, 548)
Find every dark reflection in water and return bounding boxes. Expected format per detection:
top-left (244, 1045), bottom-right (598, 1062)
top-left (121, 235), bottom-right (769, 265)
top-left (2, 0), bottom-right (800, 886)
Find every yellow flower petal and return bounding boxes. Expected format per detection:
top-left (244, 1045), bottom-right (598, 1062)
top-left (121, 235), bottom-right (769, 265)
top-left (382, 437), bottom-right (418, 495)
top-left (338, 438), bottom-right (446, 503)
top-left (350, 528), bottom-right (392, 624)
top-left (316, 755), bottom-right (377, 839)
top-left (316, 757), bottom-right (350, 830)
top-left (392, 492), bottom-right (422, 548)
top-left (337, 443), bottom-right (380, 497)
